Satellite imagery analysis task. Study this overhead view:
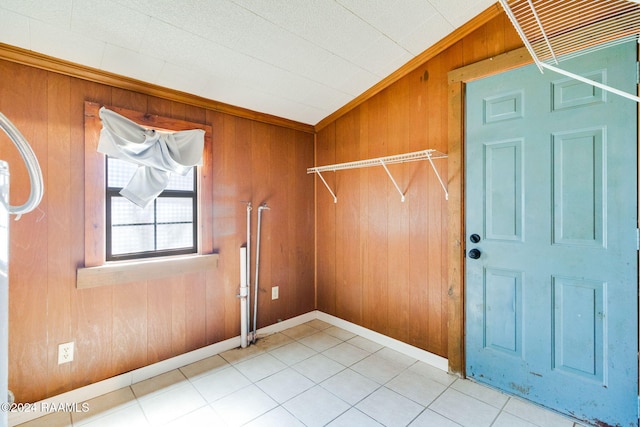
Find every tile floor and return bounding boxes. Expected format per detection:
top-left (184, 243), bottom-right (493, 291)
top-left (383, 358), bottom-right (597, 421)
top-left (17, 319), bottom-right (587, 427)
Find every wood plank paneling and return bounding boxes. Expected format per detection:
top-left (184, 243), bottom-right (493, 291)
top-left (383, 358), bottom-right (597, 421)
top-left (363, 95), bottom-right (388, 335)
top-left (112, 281), bottom-right (148, 374)
top-left (185, 272), bottom-right (207, 352)
top-left (1, 56), bottom-right (314, 402)
top-left (266, 126), bottom-right (290, 325)
top-left (386, 77), bottom-right (410, 343)
top-left (206, 111), bottom-right (227, 346)
top-left (334, 111), bottom-right (362, 325)
top-left (46, 72), bottom-right (73, 397)
top-left (71, 80), bottom-right (114, 392)
top-left (294, 131), bottom-right (315, 315)
top-left (147, 277), bottom-right (173, 364)
top-left (315, 124), bottom-right (336, 314)
top-left (314, 13), bottom-right (523, 359)
top-left (251, 121), bottom-right (273, 331)
top-left (2, 63), bottom-right (49, 404)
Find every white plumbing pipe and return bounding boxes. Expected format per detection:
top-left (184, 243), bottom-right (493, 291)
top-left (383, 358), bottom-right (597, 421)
top-left (239, 246), bottom-right (248, 348)
top-left (245, 202), bottom-right (252, 344)
top-left (252, 203), bottom-right (269, 343)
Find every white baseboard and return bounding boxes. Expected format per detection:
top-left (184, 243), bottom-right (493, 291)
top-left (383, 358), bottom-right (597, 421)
top-left (314, 311), bottom-right (449, 371)
top-left (9, 310), bottom-right (448, 426)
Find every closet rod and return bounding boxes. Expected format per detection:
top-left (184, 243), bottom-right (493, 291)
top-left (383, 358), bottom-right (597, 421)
top-left (307, 149), bottom-right (448, 203)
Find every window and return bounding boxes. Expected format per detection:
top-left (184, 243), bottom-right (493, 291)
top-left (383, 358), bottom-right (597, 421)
top-left (105, 157), bottom-right (198, 261)
top-left (81, 101), bottom-right (214, 287)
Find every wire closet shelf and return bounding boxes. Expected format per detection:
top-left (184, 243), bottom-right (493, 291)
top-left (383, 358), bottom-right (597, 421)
top-left (499, 0), bottom-right (640, 103)
top-left (307, 149), bottom-right (448, 203)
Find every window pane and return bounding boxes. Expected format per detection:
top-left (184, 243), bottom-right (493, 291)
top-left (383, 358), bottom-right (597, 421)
top-left (157, 224), bottom-right (193, 250)
top-left (156, 198), bottom-right (193, 223)
top-left (111, 198), bottom-right (154, 226)
top-left (166, 168), bottom-right (195, 191)
top-left (111, 224), bottom-right (154, 255)
top-left (106, 153), bottom-right (197, 260)
top-left (107, 157), bottom-right (138, 188)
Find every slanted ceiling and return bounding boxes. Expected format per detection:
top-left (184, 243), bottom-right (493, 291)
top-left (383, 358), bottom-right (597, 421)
top-left (0, 0), bottom-right (495, 125)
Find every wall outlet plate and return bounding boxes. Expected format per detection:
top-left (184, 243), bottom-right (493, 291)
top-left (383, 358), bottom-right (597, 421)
top-left (271, 286), bottom-right (279, 300)
top-left (58, 342), bottom-right (74, 364)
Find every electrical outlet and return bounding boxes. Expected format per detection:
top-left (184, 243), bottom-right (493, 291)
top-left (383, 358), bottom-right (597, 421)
top-left (271, 286), bottom-right (279, 300)
top-left (58, 342), bottom-right (74, 365)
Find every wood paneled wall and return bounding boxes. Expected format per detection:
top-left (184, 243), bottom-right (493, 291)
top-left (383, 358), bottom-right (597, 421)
top-left (0, 59), bottom-right (314, 403)
top-left (315, 13), bottom-right (523, 358)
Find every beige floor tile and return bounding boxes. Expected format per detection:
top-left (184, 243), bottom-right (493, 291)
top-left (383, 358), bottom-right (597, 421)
top-left (320, 368), bottom-right (380, 405)
top-left (244, 406), bottom-right (305, 427)
top-left (297, 332), bottom-right (342, 352)
top-left (234, 353), bottom-right (287, 382)
top-left (131, 369), bottom-right (187, 399)
top-left (322, 342), bottom-right (370, 367)
top-left (253, 332), bottom-right (294, 351)
top-left (219, 344), bottom-right (265, 365)
top-left (190, 366), bottom-right (251, 403)
top-left (429, 388), bottom-right (500, 427)
top-left (211, 384), bottom-right (277, 427)
top-left (450, 378), bottom-right (508, 408)
top-left (292, 353), bottom-right (345, 383)
top-left (71, 387), bottom-right (137, 425)
top-left (15, 411), bottom-right (72, 427)
top-left (280, 324), bottom-right (318, 340)
top-left (256, 368), bottom-right (315, 404)
top-left (16, 320), bottom-right (591, 427)
top-left (407, 361), bottom-right (457, 387)
top-left (355, 387), bottom-right (425, 427)
top-left (179, 354), bottom-right (229, 380)
top-left (79, 403), bottom-right (148, 427)
top-left (346, 336), bottom-right (384, 353)
top-left (283, 385), bottom-right (350, 427)
top-left (304, 319), bottom-right (332, 331)
top-left (165, 405), bottom-right (227, 427)
top-left (408, 409), bottom-right (461, 427)
top-left (268, 341), bottom-right (317, 366)
top-left (322, 326), bottom-right (357, 341)
top-left (374, 347), bottom-right (417, 368)
top-left (502, 397), bottom-right (576, 427)
top-left (386, 369), bottom-right (448, 406)
top-left (351, 353), bottom-right (407, 384)
top-left (492, 411), bottom-right (538, 427)
top-left (137, 382), bottom-right (207, 425)
top-left (326, 407), bottom-right (383, 426)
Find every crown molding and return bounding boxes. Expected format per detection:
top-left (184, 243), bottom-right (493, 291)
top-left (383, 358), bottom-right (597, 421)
top-left (0, 43), bottom-right (315, 134)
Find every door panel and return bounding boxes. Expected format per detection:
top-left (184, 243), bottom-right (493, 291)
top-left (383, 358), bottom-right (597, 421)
top-left (484, 267), bottom-right (523, 356)
top-left (552, 128), bottom-right (605, 246)
top-left (485, 139), bottom-right (523, 241)
top-left (465, 42), bottom-right (638, 427)
top-left (552, 276), bottom-right (605, 382)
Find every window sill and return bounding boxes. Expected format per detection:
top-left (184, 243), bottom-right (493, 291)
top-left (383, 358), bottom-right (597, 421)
top-left (76, 253), bottom-right (219, 289)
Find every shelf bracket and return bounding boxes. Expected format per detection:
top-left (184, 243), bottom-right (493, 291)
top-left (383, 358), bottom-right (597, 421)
top-left (426, 151), bottom-right (448, 201)
top-left (379, 159), bottom-right (405, 202)
top-left (316, 170), bottom-right (337, 203)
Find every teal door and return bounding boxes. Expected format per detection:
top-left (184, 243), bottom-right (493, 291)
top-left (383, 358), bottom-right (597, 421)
top-left (465, 42), bottom-right (638, 427)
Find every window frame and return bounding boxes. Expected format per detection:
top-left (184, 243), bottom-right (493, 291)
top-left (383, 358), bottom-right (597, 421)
top-left (81, 102), bottom-right (214, 276)
top-left (105, 157), bottom-right (199, 261)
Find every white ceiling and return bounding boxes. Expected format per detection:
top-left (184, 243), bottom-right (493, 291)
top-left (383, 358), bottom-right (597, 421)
top-left (0, 0), bottom-right (496, 125)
